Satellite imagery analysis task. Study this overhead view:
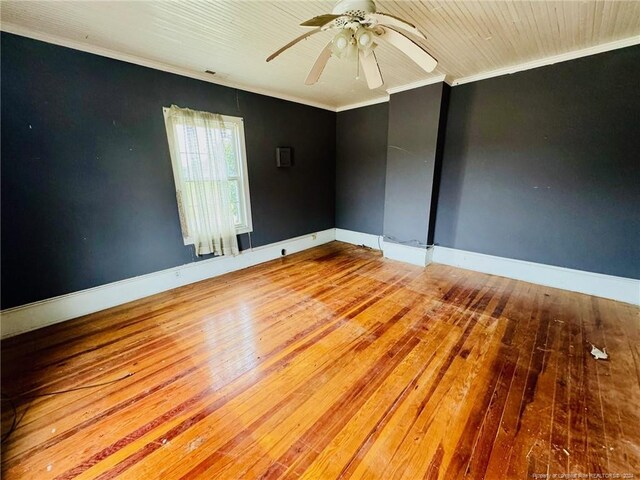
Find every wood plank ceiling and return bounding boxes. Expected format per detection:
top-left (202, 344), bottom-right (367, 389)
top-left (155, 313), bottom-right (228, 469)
top-left (2, 1), bottom-right (640, 109)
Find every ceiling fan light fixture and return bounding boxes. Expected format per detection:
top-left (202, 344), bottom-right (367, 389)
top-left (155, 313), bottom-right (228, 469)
top-left (267, 0), bottom-right (437, 90)
top-left (332, 30), bottom-right (357, 59)
top-left (355, 27), bottom-right (374, 49)
top-left (336, 35), bottom-right (349, 50)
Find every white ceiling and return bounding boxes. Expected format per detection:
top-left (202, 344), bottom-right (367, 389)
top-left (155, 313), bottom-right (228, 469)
top-left (2, 1), bottom-right (640, 110)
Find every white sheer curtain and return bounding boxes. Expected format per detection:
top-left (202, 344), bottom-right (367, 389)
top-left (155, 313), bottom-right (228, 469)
top-left (163, 105), bottom-right (239, 257)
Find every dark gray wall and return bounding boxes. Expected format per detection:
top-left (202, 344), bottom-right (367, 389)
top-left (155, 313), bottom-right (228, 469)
top-left (1, 32), bottom-right (336, 309)
top-left (435, 45), bottom-right (640, 279)
top-left (383, 83), bottom-right (447, 246)
top-left (335, 103), bottom-right (388, 235)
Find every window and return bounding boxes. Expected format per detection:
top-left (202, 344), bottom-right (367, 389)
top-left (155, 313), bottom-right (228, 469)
top-left (163, 105), bottom-right (252, 256)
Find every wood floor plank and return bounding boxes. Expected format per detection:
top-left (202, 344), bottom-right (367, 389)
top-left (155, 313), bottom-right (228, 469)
top-left (1, 241), bottom-right (638, 479)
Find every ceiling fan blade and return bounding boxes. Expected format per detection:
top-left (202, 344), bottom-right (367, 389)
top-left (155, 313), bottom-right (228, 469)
top-left (359, 50), bottom-right (383, 89)
top-left (266, 28), bottom-right (322, 62)
top-left (300, 13), bottom-right (342, 27)
top-left (367, 12), bottom-right (426, 40)
top-left (305, 42), bottom-right (333, 85)
top-left (377, 27), bottom-right (437, 73)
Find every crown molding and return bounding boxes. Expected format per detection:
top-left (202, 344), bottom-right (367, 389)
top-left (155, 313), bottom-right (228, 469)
top-left (0, 22), bottom-right (338, 112)
top-left (328, 73), bottom-right (452, 112)
top-left (2, 22), bottom-right (639, 112)
top-left (386, 74), bottom-right (449, 94)
top-left (452, 35), bottom-right (640, 86)
top-left (340, 34), bottom-right (640, 108)
top-left (335, 96), bottom-right (389, 112)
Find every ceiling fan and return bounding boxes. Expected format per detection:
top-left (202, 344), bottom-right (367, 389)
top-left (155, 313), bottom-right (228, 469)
top-left (266, 0), bottom-right (438, 89)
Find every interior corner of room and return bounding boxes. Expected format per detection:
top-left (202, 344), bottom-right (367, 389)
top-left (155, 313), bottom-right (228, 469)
top-left (1, 1), bottom-right (639, 478)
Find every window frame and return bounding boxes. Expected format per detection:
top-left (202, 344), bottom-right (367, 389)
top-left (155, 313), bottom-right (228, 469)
top-left (163, 108), bottom-right (253, 237)
top-left (218, 114), bottom-right (253, 234)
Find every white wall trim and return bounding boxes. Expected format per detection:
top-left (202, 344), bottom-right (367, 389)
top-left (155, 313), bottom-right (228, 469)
top-left (0, 23), bottom-right (338, 113)
top-left (331, 73), bottom-right (449, 111)
top-left (335, 228), bottom-right (382, 250)
top-left (383, 241), bottom-right (432, 267)
top-left (335, 74), bottom-right (450, 113)
top-left (3, 23), bottom-right (638, 112)
top-left (336, 33), bottom-right (639, 107)
top-left (3, 230), bottom-right (636, 338)
top-left (334, 229), bottom-right (639, 305)
top-left (386, 74), bottom-right (449, 94)
top-left (335, 228), bottom-right (432, 267)
top-left (335, 97), bottom-right (389, 112)
top-left (341, 34), bottom-right (639, 107)
top-left (432, 246), bottom-right (640, 306)
top-left (452, 35), bottom-right (640, 86)
top-left (0, 229), bottom-right (336, 339)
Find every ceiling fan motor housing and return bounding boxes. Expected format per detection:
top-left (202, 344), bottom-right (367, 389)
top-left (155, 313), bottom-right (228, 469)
top-left (332, 0), bottom-right (376, 18)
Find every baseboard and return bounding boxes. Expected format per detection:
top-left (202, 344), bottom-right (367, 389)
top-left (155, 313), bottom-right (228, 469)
top-left (5, 231), bottom-right (635, 339)
top-left (382, 241), bottom-right (432, 267)
top-left (335, 229), bottom-right (639, 304)
top-left (335, 228), bottom-right (381, 250)
top-left (0, 229), bottom-right (336, 339)
top-left (335, 228), bottom-right (431, 267)
top-left (432, 246), bottom-right (640, 305)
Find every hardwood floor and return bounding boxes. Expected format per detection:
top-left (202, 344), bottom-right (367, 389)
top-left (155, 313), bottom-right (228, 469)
top-left (1, 242), bottom-right (639, 479)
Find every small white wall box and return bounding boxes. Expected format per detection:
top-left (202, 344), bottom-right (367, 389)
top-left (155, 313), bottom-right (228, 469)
top-left (276, 147), bottom-right (292, 167)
